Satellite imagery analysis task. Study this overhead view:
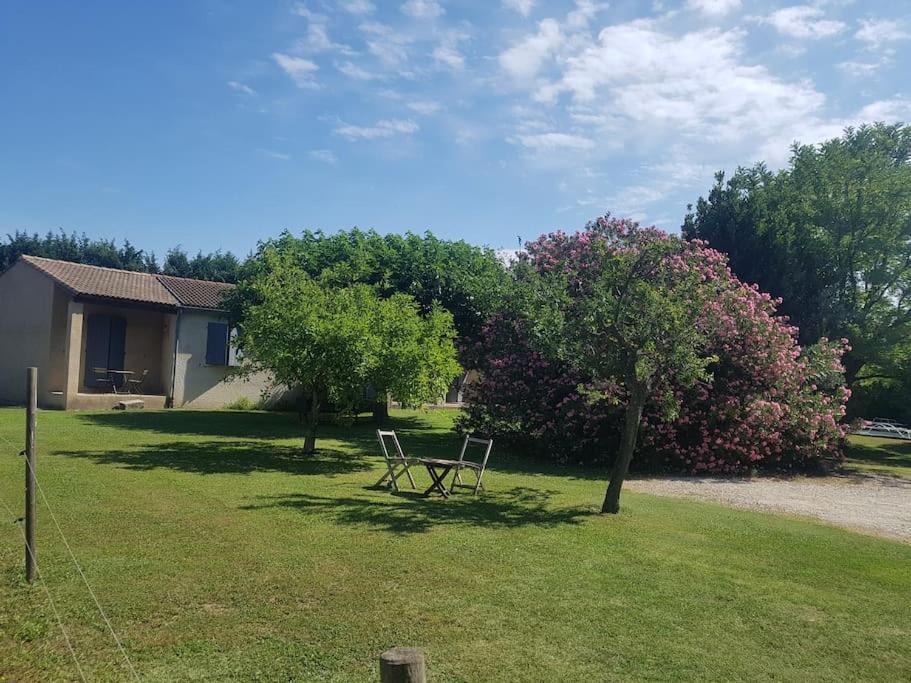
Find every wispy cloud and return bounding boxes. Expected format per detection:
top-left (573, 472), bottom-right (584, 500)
top-left (309, 149), bottom-right (338, 164)
top-left (503, 0), bottom-right (535, 17)
top-left (258, 148), bottom-right (291, 160)
top-left (432, 27), bottom-right (470, 71)
top-left (334, 118), bottom-right (420, 140)
top-left (686, 0), bottom-right (741, 16)
top-left (515, 132), bottom-right (595, 151)
top-left (499, 18), bottom-right (563, 81)
top-left (340, 0), bottom-right (375, 15)
top-left (337, 60), bottom-right (381, 80)
top-left (401, 0), bottom-right (444, 20)
top-left (360, 22), bottom-right (411, 68)
top-left (272, 53), bottom-right (319, 88)
top-left (754, 6), bottom-right (846, 39)
top-left (407, 100), bottom-right (442, 115)
top-left (227, 80), bottom-right (256, 96)
top-left (855, 18), bottom-right (909, 50)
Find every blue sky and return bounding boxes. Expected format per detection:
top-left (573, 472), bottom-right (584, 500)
top-left (1, 1), bottom-right (909, 257)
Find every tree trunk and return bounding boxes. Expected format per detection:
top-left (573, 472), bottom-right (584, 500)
top-left (601, 387), bottom-right (647, 514)
top-left (302, 387), bottom-right (321, 454)
top-left (842, 353), bottom-right (864, 389)
top-left (372, 399), bottom-right (389, 426)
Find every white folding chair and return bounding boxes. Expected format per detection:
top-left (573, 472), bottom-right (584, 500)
top-left (450, 436), bottom-right (493, 494)
top-left (374, 430), bottom-right (417, 491)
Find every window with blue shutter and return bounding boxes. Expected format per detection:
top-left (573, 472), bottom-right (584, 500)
top-left (205, 322), bottom-right (229, 366)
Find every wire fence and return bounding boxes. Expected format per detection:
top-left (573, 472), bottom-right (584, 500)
top-left (0, 416), bottom-right (139, 681)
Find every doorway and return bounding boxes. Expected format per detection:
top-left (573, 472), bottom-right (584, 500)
top-left (83, 314), bottom-right (126, 389)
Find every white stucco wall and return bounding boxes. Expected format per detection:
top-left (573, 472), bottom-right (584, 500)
top-left (172, 309), bottom-right (284, 408)
top-left (0, 261), bottom-right (57, 404)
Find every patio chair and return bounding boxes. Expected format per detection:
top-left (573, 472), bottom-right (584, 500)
top-left (92, 367), bottom-right (114, 393)
top-left (127, 369), bottom-right (149, 394)
top-left (374, 430), bottom-right (417, 491)
top-left (450, 436), bottom-right (494, 494)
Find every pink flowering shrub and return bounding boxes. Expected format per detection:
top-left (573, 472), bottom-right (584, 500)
top-left (459, 219), bottom-right (849, 474)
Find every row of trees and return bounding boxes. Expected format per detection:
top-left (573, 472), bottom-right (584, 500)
top-left (0, 230), bottom-right (242, 282)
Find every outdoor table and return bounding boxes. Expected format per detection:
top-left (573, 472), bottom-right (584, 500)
top-left (106, 370), bottom-right (134, 394)
top-left (417, 458), bottom-right (462, 497)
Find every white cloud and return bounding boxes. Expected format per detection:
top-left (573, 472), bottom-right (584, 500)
top-left (258, 148), bottom-right (291, 160)
top-left (272, 53), bottom-right (319, 88)
top-left (309, 149), bottom-right (338, 164)
top-left (535, 22), bottom-right (825, 146)
top-left (360, 22), bottom-right (411, 67)
top-left (515, 132), bottom-right (595, 150)
top-left (837, 59), bottom-right (886, 76)
top-left (334, 118), bottom-right (420, 140)
top-left (686, 0), bottom-right (741, 16)
top-left (566, 0), bottom-right (609, 30)
top-left (499, 18), bottom-right (563, 81)
top-left (227, 80), bottom-right (256, 95)
top-left (340, 0), bottom-right (375, 14)
top-left (755, 6), bottom-right (846, 40)
top-left (407, 100), bottom-right (442, 115)
top-left (291, 6), bottom-right (353, 54)
top-left (855, 97), bottom-right (911, 122)
top-left (433, 43), bottom-right (464, 69)
top-left (296, 22), bottom-right (353, 54)
top-left (401, 0), bottom-right (444, 19)
top-left (337, 61), bottom-right (381, 80)
top-left (855, 18), bottom-right (910, 50)
top-left (503, 0), bottom-right (535, 17)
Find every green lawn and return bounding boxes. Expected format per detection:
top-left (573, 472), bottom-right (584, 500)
top-left (846, 435), bottom-right (911, 479)
top-left (0, 408), bottom-right (909, 682)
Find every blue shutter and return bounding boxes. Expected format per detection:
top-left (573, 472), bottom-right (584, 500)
top-left (206, 322), bottom-right (229, 365)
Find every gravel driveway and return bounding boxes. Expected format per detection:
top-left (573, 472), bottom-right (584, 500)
top-left (627, 474), bottom-right (911, 542)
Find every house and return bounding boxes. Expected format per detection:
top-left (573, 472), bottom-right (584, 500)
top-left (0, 255), bottom-right (282, 410)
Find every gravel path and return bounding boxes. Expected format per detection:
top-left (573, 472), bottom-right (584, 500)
top-left (627, 474), bottom-right (911, 542)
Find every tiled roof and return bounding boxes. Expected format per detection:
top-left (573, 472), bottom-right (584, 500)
top-left (158, 274), bottom-right (234, 310)
top-left (18, 255), bottom-right (233, 310)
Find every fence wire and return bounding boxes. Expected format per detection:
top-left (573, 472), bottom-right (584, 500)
top-left (0, 420), bottom-right (139, 681)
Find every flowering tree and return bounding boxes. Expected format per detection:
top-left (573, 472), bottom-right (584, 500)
top-left (517, 219), bottom-right (722, 513)
top-left (459, 217), bottom-right (849, 497)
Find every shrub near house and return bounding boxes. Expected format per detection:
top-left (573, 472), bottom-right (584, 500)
top-left (460, 219), bottom-right (850, 475)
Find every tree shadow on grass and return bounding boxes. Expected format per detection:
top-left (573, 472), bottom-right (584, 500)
top-left (76, 410), bottom-right (433, 447)
top-left (73, 409), bottom-right (611, 483)
top-left (847, 438), bottom-right (911, 473)
top-left (241, 486), bottom-right (591, 534)
top-left (58, 440), bottom-right (373, 477)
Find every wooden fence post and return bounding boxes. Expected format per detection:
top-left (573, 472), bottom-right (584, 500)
top-left (379, 647), bottom-right (426, 683)
top-left (25, 367), bottom-right (37, 584)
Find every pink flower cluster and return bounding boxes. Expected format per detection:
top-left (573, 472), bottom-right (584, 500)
top-left (459, 218), bottom-right (849, 474)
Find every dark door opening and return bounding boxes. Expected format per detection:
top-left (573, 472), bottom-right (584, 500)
top-left (84, 314), bottom-right (126, 389)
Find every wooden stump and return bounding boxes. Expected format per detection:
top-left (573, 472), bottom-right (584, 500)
top-left (379, 647), bottom-right (426, 683)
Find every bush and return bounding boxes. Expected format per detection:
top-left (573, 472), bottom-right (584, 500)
top-left (458, 221), bottom-right (850, 474)
top-left (224, 396), bottom-right (262, 411)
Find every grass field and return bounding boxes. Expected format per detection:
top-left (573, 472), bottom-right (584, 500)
top-left (845, 435), bottom-right (911, 479)
top-left (0, 407), bottom-right (909, 681)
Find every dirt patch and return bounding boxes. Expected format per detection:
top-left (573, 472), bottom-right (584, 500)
top-left (627, 473), bottom-right (911, 542)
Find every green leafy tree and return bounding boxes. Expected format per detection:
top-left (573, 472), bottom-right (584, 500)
top-left (240, 228), bottom-right (510, 346)
top-left (522, 219), bottom-right (717, 513)
top-left (684, 123), bottom-right (911, 392)
top-left (231, 250), bottom-right (460, 452)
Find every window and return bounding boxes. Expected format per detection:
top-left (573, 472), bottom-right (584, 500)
top-left (205, 322), bottom-right (240, 367)
top-left (205, 322), bottom-right (229, 366)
